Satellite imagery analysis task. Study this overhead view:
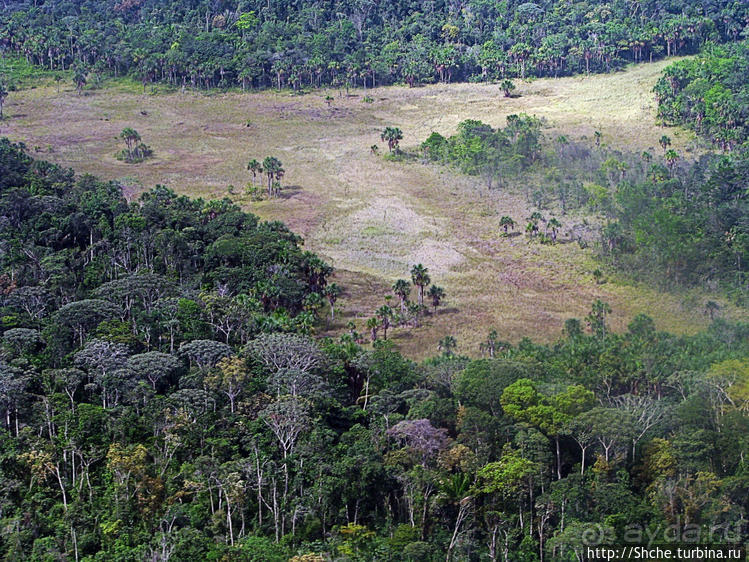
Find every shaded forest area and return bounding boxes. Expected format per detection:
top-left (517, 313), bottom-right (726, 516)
top-left (0, 0), bottom-right (748, 91)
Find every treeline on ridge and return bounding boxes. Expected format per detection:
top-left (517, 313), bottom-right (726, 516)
top-left (1, 0), bottom-right (748, 91)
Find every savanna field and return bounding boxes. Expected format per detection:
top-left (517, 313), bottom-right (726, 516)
top-left (1, 59), bottom-right (742, 357)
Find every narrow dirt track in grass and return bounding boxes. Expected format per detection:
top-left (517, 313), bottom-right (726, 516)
top-left (1, 59), bottom-right (741, 358)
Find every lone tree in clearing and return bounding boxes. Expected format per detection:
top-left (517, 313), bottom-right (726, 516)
top-left (501, 79), bottom-right (515, 97)
top-left (381, 126), bottom-right (403, 153)
top-left (117, 128), bottom-right (152, 163)
top-left (499, 216), bottom-right (516, 235)
top-left (120, 128), bottom-right (141, 160)
top-left (659, 135), bottom-right (671, 152)
top-left (410, 264), bottom-right (431, 307)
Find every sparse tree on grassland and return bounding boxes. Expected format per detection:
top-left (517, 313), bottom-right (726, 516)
top-left (392, 279), bottom-right (411, 313)
top-left (428, 285), bottom-right (445, 314)
top-left (381, 126), bottom-right (403, 153)
top-left (410, 264), bottom-right (431, 307)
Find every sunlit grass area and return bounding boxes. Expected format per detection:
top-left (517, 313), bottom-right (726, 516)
top-left (1, 58), bottom-right (740, 359)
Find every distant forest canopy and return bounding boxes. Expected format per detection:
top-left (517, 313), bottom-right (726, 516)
top-left (655, 39), bottom-right (749, 151)
top-left (1, 138), bottom-right (749, 561)
top-left (1, 0), bottom-right (748, 90)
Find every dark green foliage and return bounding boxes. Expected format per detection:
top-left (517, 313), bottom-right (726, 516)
top-left (655, 41), bottom-right (749, 150)
top-left (420, 115), bottom-right (542, 188)
top-left (2, 0), bottom-right (747, 91)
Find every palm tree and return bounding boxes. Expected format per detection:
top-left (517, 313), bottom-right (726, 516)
top-left (120, 128), bottom-right (141, 161)
top-left (659, 135), bottom-right (671, 152)
top-left (438, 335), bottom-right (457, 357)
top-left (480, 329), bottom-right (498, 357)
top-left (594, 131), bottom-right (602, 147)
top-left (547, 217), bottom-right (562, 242)
top-left (500, 79), bottom-right (515, 97)
top-left (323, 283), bottom-right (341, 320)
top-left (410, 264), bottom-right (431, 307)
top-left (664, 149), bottom-right (679, 175)
top-left (381, 126), bottom-right (403, 153)
top-left (526, 212), bottom-right (543, 238)
top-left (428, 285), bottom-right (445, 315)
top-left (366, 317), bottom-right (379, 342)
top-left (641, 150), bottom-right (653, 163)
top-left (375, 305), bottom-right (393, 339)
top-left (0, 82), bottom-right (7, 119)
top-left (273, 167), bottom-right (285, 197)
top-left (262, 156), bottom-right (283, 198)
top-left (392, 279), bottom-right (411, 313)
top-left (247, 159), bottom-right (262, 186)
top-left (499, 215), bottom-right (516, 235)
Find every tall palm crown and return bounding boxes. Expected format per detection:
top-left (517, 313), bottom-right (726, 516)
top-left (410, 264), bottom-right (431, 306)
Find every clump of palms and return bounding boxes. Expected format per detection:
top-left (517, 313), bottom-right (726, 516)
top-left (410, 264), bottom-right (431, 308)
top-left (116, 128), bottom-right (153, 163)
top-left (526, 212), bottom-right (544, 239)
top-left (262, 156), bottom-right (284, 198)
top-left (547, 217), bottom-right (562, 242)
top-left (499, 216), bottom-right (516, 236)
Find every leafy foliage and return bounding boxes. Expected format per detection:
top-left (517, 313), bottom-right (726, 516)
top-left (1, 0), bottom-right (747, 91)
top-left (655, 41), bottom-right (749, 150)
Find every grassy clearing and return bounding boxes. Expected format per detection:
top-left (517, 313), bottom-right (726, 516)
top-left (0, 54), bottom-right (66, 90)
top-left (1, 59), bottom-right (742, 359)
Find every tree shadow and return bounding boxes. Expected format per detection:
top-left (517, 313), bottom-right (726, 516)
top-left (433, 307), bottom-right (460, 316)
top-left (280, 185), bottom-right (304, 199)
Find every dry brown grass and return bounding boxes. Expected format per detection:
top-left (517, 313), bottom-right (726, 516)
top-left (1, 60), bottom-right (742, 359)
